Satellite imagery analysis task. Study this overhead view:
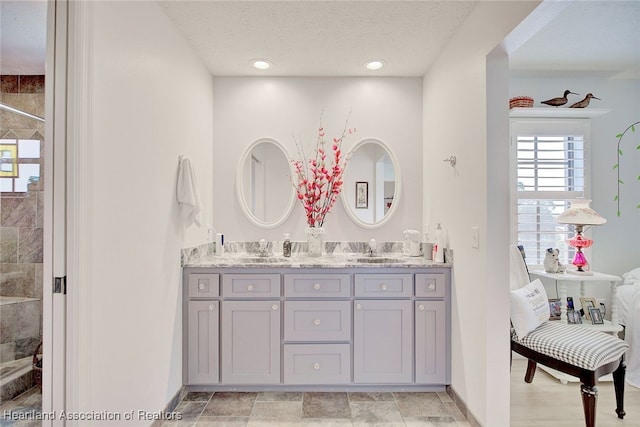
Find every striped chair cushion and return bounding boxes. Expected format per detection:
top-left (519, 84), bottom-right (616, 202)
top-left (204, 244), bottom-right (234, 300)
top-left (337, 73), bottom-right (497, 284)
top-left (512, 321), bottom-right (629, 370)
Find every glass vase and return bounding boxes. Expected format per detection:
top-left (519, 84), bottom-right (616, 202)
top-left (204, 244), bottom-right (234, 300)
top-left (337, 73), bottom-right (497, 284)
top-left (305, 226), bottom-right (325, 257)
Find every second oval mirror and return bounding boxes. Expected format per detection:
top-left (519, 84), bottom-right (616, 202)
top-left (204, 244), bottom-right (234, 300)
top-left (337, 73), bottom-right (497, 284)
top-left (236, 138), bottom-right (295, 228)
top-left (341, 138), bottom-right (401, 228)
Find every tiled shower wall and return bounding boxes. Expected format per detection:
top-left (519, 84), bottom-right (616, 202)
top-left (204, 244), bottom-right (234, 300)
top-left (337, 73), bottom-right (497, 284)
top-left (0, 75), bottom-right (45, 363)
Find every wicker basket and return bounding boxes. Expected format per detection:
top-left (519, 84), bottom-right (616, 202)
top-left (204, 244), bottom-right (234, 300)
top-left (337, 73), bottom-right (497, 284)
top-left (509, 96), bottom-right (534, 109)
top-left (33, 342), bottom-right (43, 389)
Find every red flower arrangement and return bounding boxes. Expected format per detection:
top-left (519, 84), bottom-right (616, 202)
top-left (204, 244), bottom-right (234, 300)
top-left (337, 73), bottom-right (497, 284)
top-left (291, 115), bottom-right (355, 228)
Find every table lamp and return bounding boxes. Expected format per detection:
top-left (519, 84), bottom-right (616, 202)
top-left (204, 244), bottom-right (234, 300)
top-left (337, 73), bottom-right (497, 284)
top-left (556, 199), bottom-right (606, 275)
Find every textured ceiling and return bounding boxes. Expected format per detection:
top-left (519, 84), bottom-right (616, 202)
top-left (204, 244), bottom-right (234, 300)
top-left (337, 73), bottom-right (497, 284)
top-left (1, 1), bottom-right (639, 78)
top-left (159, 1), bottom-right (476, 76)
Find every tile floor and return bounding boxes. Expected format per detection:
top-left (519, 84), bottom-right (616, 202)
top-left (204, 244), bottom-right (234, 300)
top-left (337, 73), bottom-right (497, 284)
top-left (0, 389), bottom-right (470, 426)
top-left (160, 391), bottom-right (471, 426)
top-left (3, 360), bottom-right (638, 426)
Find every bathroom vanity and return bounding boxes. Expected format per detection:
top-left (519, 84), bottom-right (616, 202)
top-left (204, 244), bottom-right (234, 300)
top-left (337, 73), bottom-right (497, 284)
top-left (182, 255), bottom-right (451, 391)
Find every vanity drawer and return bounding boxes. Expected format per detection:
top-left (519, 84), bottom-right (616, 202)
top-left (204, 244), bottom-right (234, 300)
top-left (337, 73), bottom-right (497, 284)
top-left (415, 274), bottom-right (446, 298)
top-left (188, 273), bottom-right (220, 298)
top-left (283, 344), bottom-right (351, 384)
top-left (354, 274), bottom-right (413, 297)
top-left (284, 301), bottom-right (351, 342)
top-left (284, 274), bottom-right (350, 298)
top-left (222, 274), bottom-right (280, 297)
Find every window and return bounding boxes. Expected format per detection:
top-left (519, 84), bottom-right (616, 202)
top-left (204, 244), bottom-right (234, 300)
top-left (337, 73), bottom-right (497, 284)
top-left (0, 138), bottom-right (41, 193)
top-left (511, 119), bottom-right (590, 265)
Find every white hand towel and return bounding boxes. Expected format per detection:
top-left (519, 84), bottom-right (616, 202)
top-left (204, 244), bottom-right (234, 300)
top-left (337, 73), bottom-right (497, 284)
top-left (177, 156), bottom-right (202, 228)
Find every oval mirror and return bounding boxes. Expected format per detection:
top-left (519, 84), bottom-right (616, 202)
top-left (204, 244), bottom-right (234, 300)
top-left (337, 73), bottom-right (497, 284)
top-left (341, 138), bottom-right (401, 228)
top-left (236, 138), bottom-right (295, 228)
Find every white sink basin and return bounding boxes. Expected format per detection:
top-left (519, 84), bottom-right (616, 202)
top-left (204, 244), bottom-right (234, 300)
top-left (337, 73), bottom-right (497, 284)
top-left (352, 256), bottom-right (406, 264)
top-left (236, 256), bottom-right (285, 263)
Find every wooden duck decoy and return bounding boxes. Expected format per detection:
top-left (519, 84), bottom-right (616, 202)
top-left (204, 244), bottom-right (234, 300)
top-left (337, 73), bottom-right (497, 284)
top-left (569, 93), bottom-right (601, 108)
top-left (540, 90), bottom-right (578, 107)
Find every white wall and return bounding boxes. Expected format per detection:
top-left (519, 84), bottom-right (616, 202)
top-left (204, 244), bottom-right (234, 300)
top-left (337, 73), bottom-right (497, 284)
top-left (212, 77), bottom-right (422, 242)
top-left (510, 76), bottom-right (640, 277)
top-left (422, 2), bottom-right (539, 425)
top-left (69, 1), bottom-right (213, 422)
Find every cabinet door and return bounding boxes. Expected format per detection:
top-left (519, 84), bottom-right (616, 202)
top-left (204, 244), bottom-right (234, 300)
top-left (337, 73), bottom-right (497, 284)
top-left (221, 300), bottom-right (281, 384)
top-left (353, 300), bottom-right (412, 383)
top-left (415, 301), bottom-right (446, 384)
top-left (188, 301), bottom-right (219, 384)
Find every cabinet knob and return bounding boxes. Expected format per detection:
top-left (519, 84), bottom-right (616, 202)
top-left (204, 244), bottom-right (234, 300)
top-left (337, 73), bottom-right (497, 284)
top-left (313, 283), bottom-right (321, 290)
top-left (247, 284), bottom-right (254, 291)
top-left (198, 282), bottom-right (206, 290)
top-left (419, 304), bottom-right (425, 311)
top-left (209, 304), bottom-right (216, 311)
top-left (272, 304), bottom-right (279, 311)
top-left (356, 303), bottom-right (362, 310)
top-left (313, 319), bottom-right (321, 326)
top-left (428, 283), bottom-right (436, 290)
top-left (381, 284), bottom-right (388, 291)
top-left (314, 362), bottom-right (320, 370)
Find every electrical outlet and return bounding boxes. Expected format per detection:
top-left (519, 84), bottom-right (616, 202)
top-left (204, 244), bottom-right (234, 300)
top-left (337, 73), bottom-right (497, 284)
top-left (471, 227), bottom-right (479, 248)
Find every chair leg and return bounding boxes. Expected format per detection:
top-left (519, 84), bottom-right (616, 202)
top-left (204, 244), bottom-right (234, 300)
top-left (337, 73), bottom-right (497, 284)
top-left (612, 359), bottom-right (626, 419)
top-left (580, 384), bottom-right (598, 427)
top-left (524, 359), bottom-right (537, 383)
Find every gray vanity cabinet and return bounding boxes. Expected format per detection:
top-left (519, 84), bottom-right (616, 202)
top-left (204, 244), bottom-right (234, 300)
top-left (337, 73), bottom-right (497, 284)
top-left (353, 299), bottom-right (413, 383)
top-left (221, 300), bottom-right (281, 384)
top-left (184, 266), bottom-right (451, 391)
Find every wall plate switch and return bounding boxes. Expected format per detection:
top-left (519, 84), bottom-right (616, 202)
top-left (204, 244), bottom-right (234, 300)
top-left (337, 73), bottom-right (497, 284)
top-left (471, 227), bottom-right (479, 248)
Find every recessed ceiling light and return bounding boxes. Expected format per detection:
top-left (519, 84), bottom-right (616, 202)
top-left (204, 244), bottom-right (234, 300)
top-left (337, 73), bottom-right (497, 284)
top-left (365, 60), bottom-right (384, 71)
top-left (252, 59), bottom-right (272, 70)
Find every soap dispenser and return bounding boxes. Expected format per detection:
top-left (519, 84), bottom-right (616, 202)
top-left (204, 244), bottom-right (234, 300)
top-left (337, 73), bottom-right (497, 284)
top-left (283, 233), bottom-right (292, 257)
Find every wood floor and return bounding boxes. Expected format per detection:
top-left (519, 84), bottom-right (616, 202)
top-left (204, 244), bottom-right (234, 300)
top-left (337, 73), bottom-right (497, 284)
top-left (511, 358), bottom-right (640, 426)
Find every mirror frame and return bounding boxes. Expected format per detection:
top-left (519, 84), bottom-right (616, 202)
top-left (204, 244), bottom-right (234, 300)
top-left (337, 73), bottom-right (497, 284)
top-left (235, 137), bottom-right (296, 229)
top-left (340, 138), bottom-right (402, 229)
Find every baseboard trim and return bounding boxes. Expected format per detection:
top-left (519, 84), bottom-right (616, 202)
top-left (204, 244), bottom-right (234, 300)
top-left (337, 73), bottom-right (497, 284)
top-left (446, 385), bottom-right (481, 427)
top-left (150, 386), bottom-right (186, 427)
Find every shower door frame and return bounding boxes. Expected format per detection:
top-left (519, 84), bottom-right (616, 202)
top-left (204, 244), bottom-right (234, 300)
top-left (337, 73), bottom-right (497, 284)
top-left (42, 0), bottom-right (69, 423)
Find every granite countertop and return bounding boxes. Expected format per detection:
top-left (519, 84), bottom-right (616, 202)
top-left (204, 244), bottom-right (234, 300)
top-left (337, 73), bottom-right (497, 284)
top-left (184, 253), bottom-right (451, 269)
top-left (182, 240), bottom-right (453, 269)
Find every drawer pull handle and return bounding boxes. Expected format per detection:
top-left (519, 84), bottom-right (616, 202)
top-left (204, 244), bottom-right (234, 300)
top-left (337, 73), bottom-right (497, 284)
top-left (314, 362), bottom-right (320, 370)
top-left (272, 304), bottom-right (279, 311)
top-left (381, 284), bottom-right (388, 291)
top-left (198, 283), bottom-right (206, 290)
top-left (313, 283), bottom-right (321, 290)
top-left (428, 283), bottom-right (436, 290)
top-left (247, 284), bottom-right (254, 291)
top-left (313, 319), bottom-right (321, 326)
top-left (209, 304), bottom-right (216, 311)
top-left (356, 303), bottom-right (362, 310)
top-left (419, 304), bottom-right (425, 311)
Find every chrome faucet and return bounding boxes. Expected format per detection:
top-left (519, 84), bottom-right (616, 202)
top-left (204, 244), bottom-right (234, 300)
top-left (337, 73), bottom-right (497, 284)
top-left (367, 239), bottom-right (378, 257)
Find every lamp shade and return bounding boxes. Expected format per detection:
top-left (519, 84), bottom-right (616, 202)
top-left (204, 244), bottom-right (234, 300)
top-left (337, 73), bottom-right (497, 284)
top-left (556, 199), bottom-right (607, 226)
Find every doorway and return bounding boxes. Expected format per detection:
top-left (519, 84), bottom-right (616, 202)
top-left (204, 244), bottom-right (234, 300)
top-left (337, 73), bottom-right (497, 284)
top-left (0, 1), bottom-right (64, 422)
top-left (0, 76), bottom-right (45, 405)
